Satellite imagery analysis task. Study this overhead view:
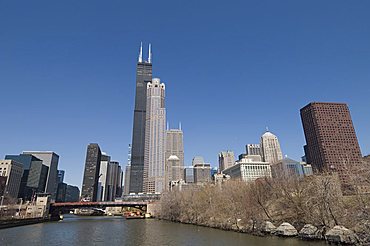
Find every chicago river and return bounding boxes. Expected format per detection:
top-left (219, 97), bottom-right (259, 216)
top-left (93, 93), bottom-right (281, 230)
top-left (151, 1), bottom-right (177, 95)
top-left (0, 215), bottom-right (326, 246)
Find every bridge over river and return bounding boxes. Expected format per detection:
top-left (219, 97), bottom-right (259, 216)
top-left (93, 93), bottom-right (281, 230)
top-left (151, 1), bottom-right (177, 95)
top-left (50, 194), bottom-right (161, 217)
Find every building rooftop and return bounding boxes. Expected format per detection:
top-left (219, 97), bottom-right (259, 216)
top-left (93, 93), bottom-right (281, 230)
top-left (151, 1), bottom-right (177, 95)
top-left (261, 131), bottom-right (276, 137)
top-left (168, 155), bottom-right (180, 161)
top-left (300, 102), bottom-right (348, 111)
top-left (23, 151), bottom-right (59, 157)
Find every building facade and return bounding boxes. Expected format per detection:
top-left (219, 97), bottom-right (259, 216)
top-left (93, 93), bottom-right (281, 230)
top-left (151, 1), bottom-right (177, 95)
top-left (246, 144), bottom-right (262, 156)
top-left (238, 154), bottom-right (248, 161)
top-left (192, 156), bottom-right (205, 166)
top-left (218, 151), bottom-right (235, 172)
top-left (270, 157), bottom-right (313, 178)
top-left (0, 176), bottom-right (7, 197)
top-left (214, 173), bottom-right (231, 184)
top-left (165, 155), bottom-right (184, 189)
top-left (164, 128), bottom-right (184, 190)
top-left (26, 194), bottom-right (51, 218)
top-left (56, 182), bottom-right (67, 202)
top-left (260, 131), bottom-right (283, 164)
top-left (301, 163), bottom-right (313, 176)
top-left (184, 167), bottom-right (194, 183)
top-left (97, 153), bottom-right (110, 201)
top-left (106, 161), bottom-right (122, 201)
top-left (300, 102), bottom-right (363, 189)
top-left (22, 151), bottom-right (59, 200)
top-left (0, 160), bottom-right (24, 198)
top-left (222, 157), bottom-right (271, 182)
top-left (165, 128), bottom-right (184, 165)
top-left (194, 163), bottom-right (211, 183)
top-left (5, 154), bottom-right (48, 200)
top-left (57, 170), bottom-right (65, 184)
top-left (129, 43), bottom-right (153, 194)
top-left (144, 78), bottom-right (166, 193)
top-left (118, 165), bottom-right (123, 197)
top-left (165, 128), bottom-right (184, 180)
top-left (123, 165), bottom-right (131, 195)
top-left (26, 161), bottom-right (48, 200)
top-left (81, 143), bottom-right (102, 201)
top-left (66, 185), bottom-right (80, 202)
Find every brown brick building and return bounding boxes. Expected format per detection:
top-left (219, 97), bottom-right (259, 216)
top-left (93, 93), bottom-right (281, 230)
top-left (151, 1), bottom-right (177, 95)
top-left (300, 102), bottom-right (362, 189)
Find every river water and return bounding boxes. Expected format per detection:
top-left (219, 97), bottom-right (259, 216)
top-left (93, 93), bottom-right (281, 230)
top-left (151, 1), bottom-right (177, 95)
top-left (0, 215), bottom-right (326, 246)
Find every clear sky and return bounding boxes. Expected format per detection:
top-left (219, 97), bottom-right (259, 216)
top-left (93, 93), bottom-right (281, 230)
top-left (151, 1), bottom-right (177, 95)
top-left (1, 1), bottom-right (369, 187)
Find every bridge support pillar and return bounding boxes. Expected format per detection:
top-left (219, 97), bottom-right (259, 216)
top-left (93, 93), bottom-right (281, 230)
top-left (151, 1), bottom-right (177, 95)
top-left (147, 202), bottom-right (161, 217)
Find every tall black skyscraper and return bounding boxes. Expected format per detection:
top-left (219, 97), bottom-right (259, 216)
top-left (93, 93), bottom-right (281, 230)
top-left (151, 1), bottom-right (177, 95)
top-left (129, 43), bottom-right (153, 193)
top-left (81, 143), bottom-right (102, 201)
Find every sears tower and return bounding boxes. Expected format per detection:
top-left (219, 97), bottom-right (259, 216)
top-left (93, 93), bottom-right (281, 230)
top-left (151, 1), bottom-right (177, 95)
top-left (129, 43), bottom-right (152, 193)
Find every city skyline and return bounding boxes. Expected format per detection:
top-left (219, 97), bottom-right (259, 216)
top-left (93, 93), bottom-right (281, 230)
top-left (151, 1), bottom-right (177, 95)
top-left (1, 1), bottom-right (370, 188)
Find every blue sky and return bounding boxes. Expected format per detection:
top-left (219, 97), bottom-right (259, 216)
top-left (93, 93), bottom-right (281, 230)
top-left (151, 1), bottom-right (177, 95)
top-left (1, 1), bottom-right (369, 187)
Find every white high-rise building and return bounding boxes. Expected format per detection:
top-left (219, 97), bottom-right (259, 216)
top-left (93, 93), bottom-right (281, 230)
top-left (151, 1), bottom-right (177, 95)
top-left (260, 130), bottom-right (283, 164)
top-left (123, 165), bottom-right (131, 195)
top-left (165, 128), bottom-right (184, 167)
top-left (144, 78), bottom-right (166, 193)
top-left (165, 155), bottom-right (183, 188)
top-left (97, 153), bottom-right (110, 201)
top-left (165, 128), bottom-right (184, 189)
top-left (222, 157), bottom-right (271, 182)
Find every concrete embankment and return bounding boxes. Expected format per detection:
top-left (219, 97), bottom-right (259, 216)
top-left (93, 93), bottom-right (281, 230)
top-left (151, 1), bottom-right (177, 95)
top-left (0, 217), bottom-right (56, 229)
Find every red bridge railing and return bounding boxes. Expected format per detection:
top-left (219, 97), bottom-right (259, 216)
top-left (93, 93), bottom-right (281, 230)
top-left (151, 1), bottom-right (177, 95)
top-left (51, 201), bottom-right (150, 207)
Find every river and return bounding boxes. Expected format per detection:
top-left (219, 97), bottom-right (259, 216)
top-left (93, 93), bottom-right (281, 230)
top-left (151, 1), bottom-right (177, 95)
top-left (0, 215), bottom-right (326, 246)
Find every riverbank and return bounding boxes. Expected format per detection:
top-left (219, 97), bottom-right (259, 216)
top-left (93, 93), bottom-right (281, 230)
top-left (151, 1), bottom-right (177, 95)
top-left (159, 217), bottom-right (360, 245)
top-left (158, 218), bottom-right (296, 238)
top-left (0, 217), bottom-right (58, 229)
top-left (160, 178), bottom-right (369, 244)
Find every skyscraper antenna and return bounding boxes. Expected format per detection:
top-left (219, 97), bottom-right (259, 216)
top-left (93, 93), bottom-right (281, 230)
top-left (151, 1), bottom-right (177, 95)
top-left (138, 42), bottom-right (143, 63)
top-left (179, 122), bottom-right (182, 130)
top-left (266, 126), bottom-right (269, 132)
top-left (148, 43), bottom-right (152, 63)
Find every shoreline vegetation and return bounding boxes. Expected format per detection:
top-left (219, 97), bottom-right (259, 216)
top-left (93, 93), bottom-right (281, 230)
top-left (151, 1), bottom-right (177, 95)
top-left (159, 169), bottom-right (370, 245)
